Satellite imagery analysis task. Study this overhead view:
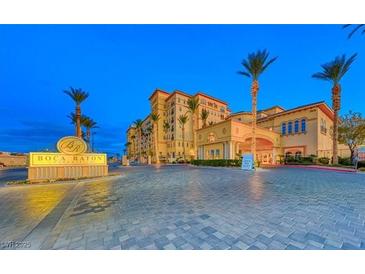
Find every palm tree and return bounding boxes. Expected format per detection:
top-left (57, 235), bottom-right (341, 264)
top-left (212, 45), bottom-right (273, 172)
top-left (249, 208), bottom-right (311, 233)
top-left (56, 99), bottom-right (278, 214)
top-left (82, 116), bottom-right (98, 150)
top-left (200, 109), bottom-right (209, 128)
top-left (312, 53), bottom-right (357, 165)
top-left (130, 135), bottom-right (136, 158)
top-left (178, 114), bottom-right (189, 161)
top-left (187, 97), bottom-right (200, 160)
top-left (64, 87), bottom-right (89, 138)
top-left (163, 121), bottom-right (170, 136)
top-left (238, 49), bottom-right (277, 164)
top-left (125, 142), bottom-right (131, 156)
top-left (343, 24), bottom-right (365, 38)
top-left (67, 112), bottom-right (87, 140)
top-left (151, 113), bottom-right (160, 164)
top-left (133, 119), bottom-right (143, 163)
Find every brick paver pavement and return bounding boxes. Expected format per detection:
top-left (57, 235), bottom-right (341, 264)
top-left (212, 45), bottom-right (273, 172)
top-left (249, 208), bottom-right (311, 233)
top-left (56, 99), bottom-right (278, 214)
top-left (1, 165), bottom-right (365, 250)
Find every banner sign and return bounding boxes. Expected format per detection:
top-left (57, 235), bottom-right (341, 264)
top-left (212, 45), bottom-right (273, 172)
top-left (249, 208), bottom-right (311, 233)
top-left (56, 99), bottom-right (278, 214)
top-left (242, 153), bottom-right (254, 170)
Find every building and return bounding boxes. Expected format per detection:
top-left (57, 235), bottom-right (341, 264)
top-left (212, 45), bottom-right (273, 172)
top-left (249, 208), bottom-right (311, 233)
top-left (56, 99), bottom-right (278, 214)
top-left (126, 89), bottom-right (351, 164)
top-left (0, 152), bottom-right (28, 167)
top-left (126, 89), bottom-right (231, 163)
top-left (197, 101), bottom-right (350, 164)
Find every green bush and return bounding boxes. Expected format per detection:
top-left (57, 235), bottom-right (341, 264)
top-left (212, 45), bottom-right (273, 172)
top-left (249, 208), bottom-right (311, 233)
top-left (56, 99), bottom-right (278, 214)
top-left (338, 157), bottom-right (353, 166)
top-left (318, 157), bottom-right (330, 165)
top-left (357, 161), bottom-right (365, 168)
top-left (191, 159), bottom-right (242, 167)
top-left (359, 167), bottom-right (365, 172)
top-left (285, 155), bottom-right (316, 165)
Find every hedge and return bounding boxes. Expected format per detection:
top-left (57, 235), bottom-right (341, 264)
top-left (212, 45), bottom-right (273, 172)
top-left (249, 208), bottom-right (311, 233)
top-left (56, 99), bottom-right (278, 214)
top-left (191, 159), bottom-right (242, 167)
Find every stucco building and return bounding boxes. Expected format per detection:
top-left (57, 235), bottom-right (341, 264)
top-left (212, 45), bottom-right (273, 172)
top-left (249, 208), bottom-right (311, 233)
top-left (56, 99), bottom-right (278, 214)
top-left (126, 89), bottom-right (350, 164)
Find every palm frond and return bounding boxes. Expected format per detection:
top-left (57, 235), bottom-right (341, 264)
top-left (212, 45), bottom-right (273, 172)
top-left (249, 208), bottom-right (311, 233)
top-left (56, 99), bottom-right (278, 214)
top-left (64, 87), bottom-right (89, 104)
top-left (238, 49), bottom-right (277, 80)
top-left (312, 53), bottom-right (357, 84)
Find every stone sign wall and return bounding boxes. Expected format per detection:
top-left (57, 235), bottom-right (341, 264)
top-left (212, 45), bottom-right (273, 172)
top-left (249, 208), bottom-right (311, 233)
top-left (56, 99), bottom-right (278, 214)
top-left (28, 136), bottom-right (108, 181)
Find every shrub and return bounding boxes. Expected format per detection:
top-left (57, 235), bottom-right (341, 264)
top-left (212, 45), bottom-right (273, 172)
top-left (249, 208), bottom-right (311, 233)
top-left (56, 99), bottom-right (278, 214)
top-left (338, 157), bottom-right (353, 166)
top-left (318, 157), bottom-right (330, 165)
top-left (191, 159), bottom-right (242, 167)
top-left (359, 167), bottom-right (365, 172)
top-left (357, 161), bottom-right (365, 168)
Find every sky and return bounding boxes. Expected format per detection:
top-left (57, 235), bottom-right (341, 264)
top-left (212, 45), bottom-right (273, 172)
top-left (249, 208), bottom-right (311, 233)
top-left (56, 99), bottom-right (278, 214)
top-left (0, 25), bottom-right (364, 155)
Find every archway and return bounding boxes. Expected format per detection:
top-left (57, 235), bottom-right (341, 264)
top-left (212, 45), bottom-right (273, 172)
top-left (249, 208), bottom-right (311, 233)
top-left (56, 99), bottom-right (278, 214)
top-left (237, 137), bottom-right (275, 164)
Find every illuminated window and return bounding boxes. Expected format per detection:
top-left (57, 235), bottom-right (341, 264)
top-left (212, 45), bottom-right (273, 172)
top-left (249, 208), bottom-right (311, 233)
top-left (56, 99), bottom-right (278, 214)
top-left (281, 123), bottom-right (286, 135)
top-left (294, 120), bottom-right (299, 133)
top-left (301, 119), bottom-right (306, 132)
top-left (288, 121), bottom-right (293, 134)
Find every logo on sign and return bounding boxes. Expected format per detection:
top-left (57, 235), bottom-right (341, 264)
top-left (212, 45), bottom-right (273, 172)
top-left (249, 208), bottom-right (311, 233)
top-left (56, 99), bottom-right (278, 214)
top-left (56, 136), bottom-right (88, 155)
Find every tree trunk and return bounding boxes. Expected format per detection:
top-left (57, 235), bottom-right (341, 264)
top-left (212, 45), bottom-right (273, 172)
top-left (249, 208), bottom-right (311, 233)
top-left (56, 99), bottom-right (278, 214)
top-left (332, 84), bottom-right (341, 165)
top-left (86, 128), bottom-right (91, 151)
top-left (192, 113), bottom-right (197, 160)
top-left (251, 80), bottom-right (259, 165)
top-left (76, 105), bottom-right (82, 138)
top-left (154, 123), bottom-right (160, 164)
top-left (182, 127), bottom-right (186, 161)
top-left (138, 130), bottom-right (142, 163)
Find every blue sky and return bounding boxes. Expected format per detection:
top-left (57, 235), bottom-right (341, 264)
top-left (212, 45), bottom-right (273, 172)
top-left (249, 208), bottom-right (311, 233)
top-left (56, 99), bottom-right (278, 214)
top-left (0, 25), bottom-right (364, 155)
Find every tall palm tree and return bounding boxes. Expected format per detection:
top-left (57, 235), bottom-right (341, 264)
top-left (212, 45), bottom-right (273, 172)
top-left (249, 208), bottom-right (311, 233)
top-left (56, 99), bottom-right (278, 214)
top-left (125, 142), bottom-right (131, 156)
top-left (82, 116), bottom-right (98, 150)
top-left (238, 49), bottom-right (277, 164)
top-left (312, 53), bottom-right (357, 165)
top-left (64, 87), bottom-right (89, 138)
top-left (343, 24), bottom-right (365, 38)
top-left (187, 97), bottom-right (200, 160)
top-left (163, 121), bottom-right (170, 136)
top-left (130, 135), bottom-right (136, 158)
top-left (150, 113), bottom-right (160, 164)
top-left (67, 112), bottom-right (87, 140)
top-left (178, 114), bottom-right (189, 161)
top-left (133, 119), bottom-right (143, 163)
top-left (200, 109), bottom-right (209, 128)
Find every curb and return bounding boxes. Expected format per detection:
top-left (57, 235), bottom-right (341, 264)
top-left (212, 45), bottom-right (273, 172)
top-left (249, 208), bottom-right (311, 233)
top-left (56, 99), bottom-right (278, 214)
top-left (283, 165), bottom-right (357, 173)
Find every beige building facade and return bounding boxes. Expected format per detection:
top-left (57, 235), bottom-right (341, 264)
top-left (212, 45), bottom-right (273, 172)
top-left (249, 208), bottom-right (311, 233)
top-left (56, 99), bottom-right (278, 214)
top-left (127, 89), bottom-right (231, 163)
top-left (127, 89), bottom-right (351, 164)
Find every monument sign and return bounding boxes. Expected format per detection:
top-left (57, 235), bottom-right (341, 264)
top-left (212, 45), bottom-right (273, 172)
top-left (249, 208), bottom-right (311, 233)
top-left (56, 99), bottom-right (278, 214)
top-left (241, 153), bottom-right (254, 170)
top-left (28, 136), bottom-right (108, 181)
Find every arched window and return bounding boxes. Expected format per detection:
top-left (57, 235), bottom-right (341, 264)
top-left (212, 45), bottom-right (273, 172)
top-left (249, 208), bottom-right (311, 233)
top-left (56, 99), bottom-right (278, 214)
top-left (281, 122), bottom-right (286, 135)
top-left (301, 119), bottom-right (306, 132)
top-left (288, 121), bottom-right (293, 134)
top-left (295, 151), bottom-right (302, 159)
top-left (294, 120), bottom-right (299, 133)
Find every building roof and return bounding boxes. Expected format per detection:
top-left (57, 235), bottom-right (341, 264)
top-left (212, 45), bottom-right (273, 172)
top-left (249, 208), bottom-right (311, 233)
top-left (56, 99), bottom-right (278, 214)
top-left (148, 88), bottom-right (170, 100)
top-left (257, 101), bottom-right (334, 122)
top-left (194, 92), bottom-right (228, 105)
top-left (257, 105), bottom-right (285, 113)
top-left (148, 89), bottom-right (228, 106)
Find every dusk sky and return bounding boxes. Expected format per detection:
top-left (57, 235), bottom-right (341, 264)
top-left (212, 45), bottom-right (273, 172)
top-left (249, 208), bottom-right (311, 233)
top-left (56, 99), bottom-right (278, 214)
top-left (1, 25), bottom-right (364, 155)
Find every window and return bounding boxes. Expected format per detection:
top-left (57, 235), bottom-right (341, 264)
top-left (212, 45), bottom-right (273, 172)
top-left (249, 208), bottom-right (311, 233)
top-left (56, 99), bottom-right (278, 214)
top-left (288, 121), bottom-right (293, 134)
top-left (215, 149), bottom-right (220, 156)
top-left (281, 123), bottom-right (286, 135)
top-left (301, 119), bottom-right (306, 132)
top-left (294, 120), bottom-right (299, 133)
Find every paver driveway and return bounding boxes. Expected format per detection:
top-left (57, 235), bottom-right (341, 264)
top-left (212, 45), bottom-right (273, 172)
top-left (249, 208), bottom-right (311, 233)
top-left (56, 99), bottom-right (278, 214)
top-left (1, 165), bottom-right (365, 250)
